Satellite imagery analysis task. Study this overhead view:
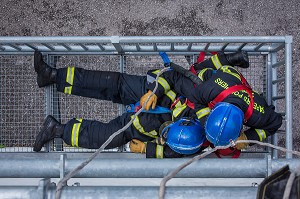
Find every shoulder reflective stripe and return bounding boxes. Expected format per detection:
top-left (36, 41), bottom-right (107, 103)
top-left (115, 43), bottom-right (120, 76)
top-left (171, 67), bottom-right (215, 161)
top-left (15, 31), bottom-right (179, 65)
top-left (196, 107), bottom-right (211, 119)
top-left (255, 129), bottom-right (266, 141)
top-left (131, 115), bottom-right (158, 138)
top-left (152, 70), bottom-right (161, 75)
top-left (156, 145), bottom-right (164, 159)
top-left (220, 65), bottom-right (241, 81)
top-left (64, 67), bottom-right (75, 94)
top-left (211, 54), bottom-right (223, 69)
top-left (172, 103), bottom-right (187, 118)
top-left (71, 118), bottom-right (82, 147)
top-left (198, 68), bottom-right (212, 81)
top-left (165, 90), bottom-right (176, 102)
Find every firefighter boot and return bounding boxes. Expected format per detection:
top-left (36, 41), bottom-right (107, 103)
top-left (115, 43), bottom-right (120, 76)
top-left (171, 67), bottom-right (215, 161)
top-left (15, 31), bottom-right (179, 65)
top-left (33, 115), bottom-right (65, 152)
top-left (34, 50), bottom-right (57, 87)
top-left (225, 51), bottom-right (249, 68)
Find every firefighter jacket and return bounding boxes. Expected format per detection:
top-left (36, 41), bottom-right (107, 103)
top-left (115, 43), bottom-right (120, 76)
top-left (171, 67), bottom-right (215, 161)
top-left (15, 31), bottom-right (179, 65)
top-left (146, 55), bottom-right (283, 146)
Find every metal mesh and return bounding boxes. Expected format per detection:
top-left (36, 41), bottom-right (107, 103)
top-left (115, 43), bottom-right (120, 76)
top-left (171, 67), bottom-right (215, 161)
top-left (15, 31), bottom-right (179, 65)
top-left (0, 53), bottom-right (277, 153)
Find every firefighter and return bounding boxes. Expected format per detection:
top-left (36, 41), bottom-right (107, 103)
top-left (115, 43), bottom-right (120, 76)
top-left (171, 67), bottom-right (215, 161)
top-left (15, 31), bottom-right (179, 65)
top-left (139, 52), bottom-right (283, 153)
top-left (32, 50), bottom-right (249, 158)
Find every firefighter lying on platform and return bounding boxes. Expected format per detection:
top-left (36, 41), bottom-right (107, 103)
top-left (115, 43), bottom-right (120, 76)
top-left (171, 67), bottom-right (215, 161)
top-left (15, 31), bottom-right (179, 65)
top-left (33, 50), bottom-right (279, 158)
top-left (137, 51), bottom-right (283, 157)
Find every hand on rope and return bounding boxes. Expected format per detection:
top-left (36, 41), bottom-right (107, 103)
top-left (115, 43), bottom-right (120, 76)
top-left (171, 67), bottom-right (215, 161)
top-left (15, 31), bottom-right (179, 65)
top-left (129, 139), bottom-right (146, 153)
top-left (235, 132), bottom-right (249, 150)
top-left (140, 90), bottom-right (157, 111)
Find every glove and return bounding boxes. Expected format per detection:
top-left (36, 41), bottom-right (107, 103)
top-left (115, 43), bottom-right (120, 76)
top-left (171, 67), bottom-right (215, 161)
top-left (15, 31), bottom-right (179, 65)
top-left (235, 132), bottom-right (249, 150)
top-left (130, 139), bottom-right (146, 153)
top-left (140, 90), bottom-right (157, 111)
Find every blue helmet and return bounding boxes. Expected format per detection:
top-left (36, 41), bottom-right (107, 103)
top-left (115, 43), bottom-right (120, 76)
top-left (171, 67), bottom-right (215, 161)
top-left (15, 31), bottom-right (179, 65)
top-left (161, 118), bottom-right (206, 155)
top-left (205, 102), bottom-right (244, 146)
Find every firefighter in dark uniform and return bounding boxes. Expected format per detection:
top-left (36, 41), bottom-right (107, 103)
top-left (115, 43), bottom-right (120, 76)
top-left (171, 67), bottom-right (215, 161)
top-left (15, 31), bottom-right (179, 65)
top-left (138, 52), bottom-right (283, 154)
top-left (33, 50), bottom-right (252, 158)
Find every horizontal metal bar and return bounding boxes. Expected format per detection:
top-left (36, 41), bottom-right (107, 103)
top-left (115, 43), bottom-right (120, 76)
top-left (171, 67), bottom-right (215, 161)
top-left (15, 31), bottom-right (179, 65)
top-left (272, 77), bottom-right (285, 84)
top-left (0, 154), bottom-right (299, 178)
top-left (0, 179), bottom-right (258, 199)
top-left (272, 95), bottom-right (285, 100)
top-left (272, 60), bottom-right (285, 68)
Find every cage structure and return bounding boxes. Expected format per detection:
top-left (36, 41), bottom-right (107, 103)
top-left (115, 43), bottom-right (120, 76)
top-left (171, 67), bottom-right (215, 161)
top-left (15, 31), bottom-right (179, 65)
top-left (0, 36), bottom-right (296, 199)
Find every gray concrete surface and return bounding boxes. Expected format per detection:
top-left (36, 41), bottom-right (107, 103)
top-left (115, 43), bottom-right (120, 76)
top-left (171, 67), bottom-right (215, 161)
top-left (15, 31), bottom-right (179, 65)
top-left (0, 0), bottom-right (299, 148)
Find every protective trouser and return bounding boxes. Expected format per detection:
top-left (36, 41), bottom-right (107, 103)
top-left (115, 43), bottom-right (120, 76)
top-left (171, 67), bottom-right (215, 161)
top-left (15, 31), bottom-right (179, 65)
top-left (55, 67), bottom-right (171, 149)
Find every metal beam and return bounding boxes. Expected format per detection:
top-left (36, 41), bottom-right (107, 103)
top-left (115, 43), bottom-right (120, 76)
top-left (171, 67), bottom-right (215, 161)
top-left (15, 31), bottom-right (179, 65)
top-left (0, 154), bottom-right (299, 178)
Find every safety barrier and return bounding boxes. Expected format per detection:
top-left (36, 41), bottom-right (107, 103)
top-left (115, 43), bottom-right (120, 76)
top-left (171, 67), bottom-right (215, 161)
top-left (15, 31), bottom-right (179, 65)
top-left (0, 36), bottom-right (295, 198)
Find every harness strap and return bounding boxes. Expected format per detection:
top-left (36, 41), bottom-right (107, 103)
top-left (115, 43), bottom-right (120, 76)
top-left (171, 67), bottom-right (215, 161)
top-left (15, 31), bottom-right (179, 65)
top-left (208, 84), bottom-right (254, 122)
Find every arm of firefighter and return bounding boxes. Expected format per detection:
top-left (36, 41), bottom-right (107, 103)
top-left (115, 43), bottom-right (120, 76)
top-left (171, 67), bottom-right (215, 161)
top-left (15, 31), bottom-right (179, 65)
top-left (146, 142), bottom-right (184, 158)
top-left (129, 139), bottom-right (146, 153)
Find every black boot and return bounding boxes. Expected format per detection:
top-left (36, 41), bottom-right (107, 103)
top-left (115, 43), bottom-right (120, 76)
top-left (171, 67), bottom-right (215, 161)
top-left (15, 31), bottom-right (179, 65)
top-left (34, 50), bottom-right (57, 87)
top-left (225, 51), bottom-right (249, 68)
top-left (33, 115), bottom-right (65, 152)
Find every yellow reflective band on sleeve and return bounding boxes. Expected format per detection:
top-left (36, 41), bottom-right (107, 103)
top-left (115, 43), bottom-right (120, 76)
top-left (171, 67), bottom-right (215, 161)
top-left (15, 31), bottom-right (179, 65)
top-left (71, 118), bottom-right (82, 147)
top-left (165, 90), bottom-right (176, 102)
top-left (198, 68), bottom-right (212, 81)
top-left (64, 67), bottom-right (75, 94)
top-left (255, 129), bottom-right (267, 141)
top-left (196, 107), bottom-right (211, 119)
top-left (156, 145), bottom-right (164, 159)
top-left (220, 65), bottom-right (241, 81)
top-left (211, 54), bottom-right (223, 69)
top-left (158, 77), bottom-right (170, 94)
top-left (131, 116), bottom-right (158, 138)
top-left (152, 70), bottom-right (170, 94)
top-left (172, 103), bottom-right (187, 118)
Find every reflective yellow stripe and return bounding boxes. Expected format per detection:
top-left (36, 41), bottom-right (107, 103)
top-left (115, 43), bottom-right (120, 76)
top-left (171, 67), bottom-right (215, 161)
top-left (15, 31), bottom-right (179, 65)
top-left (156, 145), bottom-right (164, 159)
top-left (64, 67), bottom-right (75, 94)
top-left (152, 70), bottom-right (170, 94)
top-left (211, 54), bottom-right (223, 69)
top-left (165, 90), bottom-right (176, 102)
top-left (131, 116), bottom-right (158, 138)
top-left (198, 68), bottom-right (212, 81)
top-left (172, 103), bottom-right (187, 118)
top-left (220, 65), bottom-right (241, 81)
top-left (255, 129), bottom-right (266, 141)
top-left (71, 118), bottom-right (82, 147)
top-left (196, 107), bottom-right (211, 119)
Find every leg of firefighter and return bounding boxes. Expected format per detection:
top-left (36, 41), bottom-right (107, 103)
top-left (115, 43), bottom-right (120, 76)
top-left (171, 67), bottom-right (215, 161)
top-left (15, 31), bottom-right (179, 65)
top-left (34, 50), bottom-right (147, 105)
top-left (193, 51), bottom-right (249, 70)
top-left (55, 67), bottom-right (147, 105)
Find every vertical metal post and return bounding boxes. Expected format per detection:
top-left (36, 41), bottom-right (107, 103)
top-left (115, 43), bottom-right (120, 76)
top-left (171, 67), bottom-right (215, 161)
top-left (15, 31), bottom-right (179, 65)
top-left (285, 36), bottom-right (293, 159)
top-left (118, 55), bottom-right (126, 152)
top-left (44, 53), bottom-right (52, 152)
top-left (269, 52), bottom-right (278, 159)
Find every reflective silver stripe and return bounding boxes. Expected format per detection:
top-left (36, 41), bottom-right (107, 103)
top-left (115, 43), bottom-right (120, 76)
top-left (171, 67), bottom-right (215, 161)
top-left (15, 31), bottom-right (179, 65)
top-left (255, 129), bottom-right (266, 141)
top-left (165, 90), bottom-right (176, 102)
top-left (211, 54), bottom-right (223, 69)
top-left (64, 66), bottom-right (75, 94)
top-left (196, 107), bottom-right (211, 119)
top-left (131, 116), bottom-right (158, 138)
top-left (172, 104), bottom-right (187, 118)
top-left (71, 118), bottom-right (82, 147)
top-left (156, 145), bottom-right (164, 159)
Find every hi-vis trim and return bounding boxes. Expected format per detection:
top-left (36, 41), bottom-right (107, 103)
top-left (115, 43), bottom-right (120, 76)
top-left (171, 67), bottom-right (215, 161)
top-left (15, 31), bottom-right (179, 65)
top-left (64, 67), bottom-right (75, 94)
top-left (220, 65), bottom-right (241, 81)
top-left (156, 145), bottom-right (164, 159)
top-left (131, 115), bottom-right (158, 138)
top-left (172, 103), bottom-right (187, 118)
top-left (255, 129), bottom-right (266, 141)
top-left (198, 68), bottom-right (213, 81)
top-left (152, 70), bottom-right (170, 94)
top-left (196, 107), bottom-right (211, 119)
top-left (211, 54), bottom-right (223, 69)
top-left (71, 118), bottom-right (82, 147)
top-left (166, 90), bottom-right (176, 102)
